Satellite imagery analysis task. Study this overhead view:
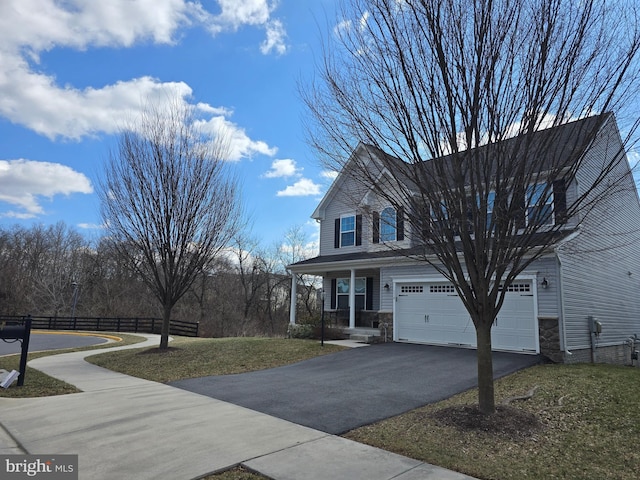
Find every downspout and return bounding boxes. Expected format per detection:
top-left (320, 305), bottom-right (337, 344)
top-left (556, 252), bottom-right (572, 360)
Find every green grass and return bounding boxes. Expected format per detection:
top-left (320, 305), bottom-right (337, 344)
top-left (0, 333), bottom-right (146, 398)
top-left (345, 363), bottom-right (640, 480)
top-left (86, 336), bottom-right (345, 382)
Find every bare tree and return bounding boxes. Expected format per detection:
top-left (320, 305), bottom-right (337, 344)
top-left (304, 0), bottom-right (640, 413)
top-left (279, 226), bottom-right (321, 319)
top-left (99, 98), bottom-right (242, 349)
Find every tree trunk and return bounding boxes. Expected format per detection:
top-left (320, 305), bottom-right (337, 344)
top-left (476, 321), bottom-right (495, 414)
top-left (160, 303), bottom-right (172, 350)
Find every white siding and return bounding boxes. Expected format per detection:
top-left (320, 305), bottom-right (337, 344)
top-left (557, 118), bottom-right (640, 350)
top-left (318, 173), bottom-right (369, 256)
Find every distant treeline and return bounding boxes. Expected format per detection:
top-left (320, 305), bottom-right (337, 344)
top-left (0, 223), bottom-right (319, 337)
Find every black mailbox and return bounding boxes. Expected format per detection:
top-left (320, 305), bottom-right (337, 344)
top-left (0, 316), bottom-right (32, 387)
top-left (0, 324), bottom-right (26, 339)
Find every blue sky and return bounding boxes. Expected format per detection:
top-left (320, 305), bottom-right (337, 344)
top-left (0, 0), bottom-right (340, 249)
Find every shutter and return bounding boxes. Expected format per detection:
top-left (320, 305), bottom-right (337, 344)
top-left (330, 279), bottom-right (337, 309)
top-left (372, 211), bottom-right (380, 243)
top-left (366, 277), bottom-right (374, 310)
top-left (553, 179), bottom-right (567, 224)
top-left (397, 206), bottom-right (405, 241)
top-left (334, 218), bottom-right (340, 248)
top-left (513, 187), bottom-right (526, 229)
top-left (355, 214), bottom-right (362, 246)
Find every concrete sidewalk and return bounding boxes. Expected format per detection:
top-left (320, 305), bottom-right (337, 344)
top-left (0, 335), bottom-right (476, 480)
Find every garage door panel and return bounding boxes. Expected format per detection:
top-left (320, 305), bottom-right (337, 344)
top-left (492, 284), bottom-right (536, 351)
top-left (396, 281), bottom-right (537, 353)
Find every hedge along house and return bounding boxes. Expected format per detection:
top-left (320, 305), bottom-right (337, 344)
top-left (288, 114), bottom-right (640, 364)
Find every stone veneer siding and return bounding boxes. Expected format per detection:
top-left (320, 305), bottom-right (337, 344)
top-left (564, 342), bottom-right (640, 366)
top-left (539, 317), bottom-right (563, 363)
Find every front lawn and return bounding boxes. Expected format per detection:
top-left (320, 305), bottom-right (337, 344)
top-left (86, 336), bottom-right (345, 382)
top-left (345, 363), bottom-right (640, 480)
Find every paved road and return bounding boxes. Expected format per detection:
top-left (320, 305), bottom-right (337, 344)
top-left (170, 342), bottom-right (541, 434)
top-left (0, 332), bottom-right (109, 356)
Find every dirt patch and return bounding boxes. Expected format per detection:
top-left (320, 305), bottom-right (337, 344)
top-left (430, 405), bottom-right (543, 439)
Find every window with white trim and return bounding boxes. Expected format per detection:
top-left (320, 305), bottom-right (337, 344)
top-left (340, 215), bottom-right (356, 247)
top-left (336, 277), bottom-right (366, 309)
top-left (380, 207), bottom-right (397, 242)
top-left (526, 184), bottom-right (553, 226)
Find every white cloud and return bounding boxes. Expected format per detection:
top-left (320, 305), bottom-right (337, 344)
top-left (261, 19), bottom-right (288, 55)
top-left (206, 0), bottom-right (272, 32)
top-left (320, 169), bottom-right (339, 180)
top-left (196, 116), bottom-right (277, 161)
top-left (264, 159), bottom-right (300, 178)
top-left (0, 0), bottom-right (284, 152)
top-left (197, 0), bottom-right (289, 54)
top-left (277, 178), bottom-right (322, 197)
top-left (0, 159), bottom-right (93, 218)
top-left (78, 222), bottom-right (106, 230)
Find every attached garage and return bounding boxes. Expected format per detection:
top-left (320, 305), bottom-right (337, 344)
top-left (394, 280), bottom-right (538, 353)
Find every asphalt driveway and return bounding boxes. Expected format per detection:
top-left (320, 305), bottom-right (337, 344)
top-left (170, 343), bottom-right (541, 434)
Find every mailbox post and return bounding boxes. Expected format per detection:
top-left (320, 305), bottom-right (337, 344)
top-left (0, 315), bottom-right (32, 386)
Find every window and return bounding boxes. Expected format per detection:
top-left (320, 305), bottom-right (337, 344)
top-left (401, 285), bottom-right (423, 293)
top-left (336, 277), bottom-right (366, 309)
top-left (380, 207), bottom-right (397, 242)
top-left (373, 207), bottom-right (404, 243)
top-left (340, 215), bottom-right (356, 247)
top-left (499, 283), bottom-right (531, 292)
top-left (526, 184), bottom-right (553, 226)
top-left (430, 284), bottom-right (456, 293)
top-left (486, 191), bottom-right (495, 230)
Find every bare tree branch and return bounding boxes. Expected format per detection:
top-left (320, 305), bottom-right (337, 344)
top-left (98, 96), bottom-right (242, 349)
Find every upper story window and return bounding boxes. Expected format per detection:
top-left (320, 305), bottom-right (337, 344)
top-left (486, 191), bottom-right (496, 229)
top-left (373, 206), bottom-right (404, 243)
top-left (340, 215), bottom-right (356, 246)
top-left (334, 214), bottom-right (361, 248)
top-left (526, 184), bottom-right (554, 226)
top-left (380, 207), bottom-right (397, 242)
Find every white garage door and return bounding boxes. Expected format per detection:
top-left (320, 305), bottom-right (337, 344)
top-left (395, 281), bottom-right (537, 352)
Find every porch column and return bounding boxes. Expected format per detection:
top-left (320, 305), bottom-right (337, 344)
top-left (349, 268), bottom-right (356, 328)
top-left (289, 273), bottom-right (297, 325)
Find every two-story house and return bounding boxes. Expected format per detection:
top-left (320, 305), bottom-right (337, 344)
top-left (289, 114), bottom-right (640, 364)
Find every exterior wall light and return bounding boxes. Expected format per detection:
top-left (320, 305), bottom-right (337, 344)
top-left (541, 278), bottom-right (548, 289)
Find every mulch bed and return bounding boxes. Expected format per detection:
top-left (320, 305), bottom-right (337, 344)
top-left (430, 405), bottom-right (543, 439)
